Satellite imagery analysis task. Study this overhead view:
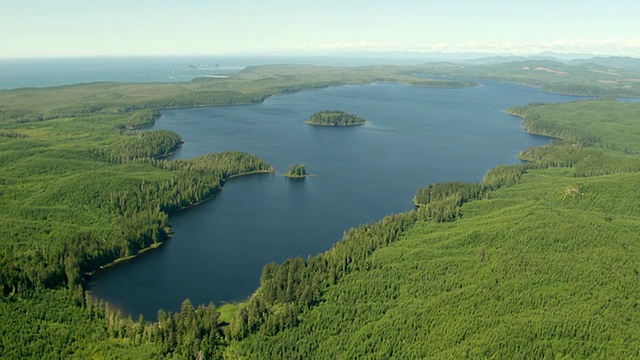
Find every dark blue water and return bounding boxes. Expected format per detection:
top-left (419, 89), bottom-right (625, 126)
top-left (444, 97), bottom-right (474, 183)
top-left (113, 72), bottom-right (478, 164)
top-left (86, 81), bottom-right (582, 320)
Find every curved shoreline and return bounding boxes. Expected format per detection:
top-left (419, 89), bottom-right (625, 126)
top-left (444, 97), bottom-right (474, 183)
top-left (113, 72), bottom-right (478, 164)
top-left (85, 242), bottom-right (165, 277)
top-left (86, 77), bottom-right (562, 315)
top-left (85, 169), bottom-right (275, 278)
top-left (87, 83), bottom-right (559, 285)
top-left (504, 107), bottom-right (562, 143)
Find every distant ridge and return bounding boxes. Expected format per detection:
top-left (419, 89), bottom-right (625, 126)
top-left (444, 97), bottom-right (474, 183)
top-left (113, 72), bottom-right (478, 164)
top-left (463, 55), bottom-right (561, 65)
top-left (568, 56), bottom-right (640, 68)
top-left (438, 53), bottom-right (640, 68)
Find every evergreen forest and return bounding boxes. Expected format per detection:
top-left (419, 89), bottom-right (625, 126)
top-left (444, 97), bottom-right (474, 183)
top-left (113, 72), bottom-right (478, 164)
top-left (305, 110), bottom-right (367, 126)
top-left (1, 62), bottom-right (640, 358)
top-left (284, 164), bottom-right (308, 178)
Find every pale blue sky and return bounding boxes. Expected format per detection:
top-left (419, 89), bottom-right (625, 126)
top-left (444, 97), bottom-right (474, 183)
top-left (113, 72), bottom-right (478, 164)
top-left (2, 0), bottom-right (639, 58)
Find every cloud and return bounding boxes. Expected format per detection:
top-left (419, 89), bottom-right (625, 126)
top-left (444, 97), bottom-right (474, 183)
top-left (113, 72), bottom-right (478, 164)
top-left (253, 39), bottom-right (640, 57)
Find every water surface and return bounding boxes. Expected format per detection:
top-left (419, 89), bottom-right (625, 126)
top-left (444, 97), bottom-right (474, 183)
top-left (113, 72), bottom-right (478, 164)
top-left (87, 81), bottom-right (582, 319)
top-left (0, 56), bottom-right (426, 89)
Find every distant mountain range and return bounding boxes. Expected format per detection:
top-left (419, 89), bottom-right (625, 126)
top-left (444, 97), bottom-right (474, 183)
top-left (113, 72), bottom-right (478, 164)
top-left (567, 56), bottom-right (640, 68)
top-left (291, 50), bottom-right (640, 68)
top-left (459, 53), bottom-right (640, 68)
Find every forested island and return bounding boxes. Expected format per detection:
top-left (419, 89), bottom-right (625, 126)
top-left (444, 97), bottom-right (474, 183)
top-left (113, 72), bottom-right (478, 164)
top-left (2, 62), bottom-right (640, 358)
top-left (284, 164), bottom-right (309, 178)
top-left (306, 110), bottom-right (367, 126)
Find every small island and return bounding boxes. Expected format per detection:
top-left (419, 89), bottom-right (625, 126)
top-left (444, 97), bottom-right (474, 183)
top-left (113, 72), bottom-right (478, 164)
top-left (284, 164), bottom-right (309, 178)
top-left (306, 110), bottom-right (367, 126)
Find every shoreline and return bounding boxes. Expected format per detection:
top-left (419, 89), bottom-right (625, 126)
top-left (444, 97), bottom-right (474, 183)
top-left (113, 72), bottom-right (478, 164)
top-left (284, 174), bottom-right (312, 178)
top-left (168, 169), bottom-right (275, 211)
top-left (85, 242), bottom-right (165, 277)
top-left (504, 108), bottom-right (561, 145)
top-left (85, 169), bottom-right (275, 279)
top-left (305, 121), bottom-right (367, 127)
top-left (84, 77), bottom-right (563, 316)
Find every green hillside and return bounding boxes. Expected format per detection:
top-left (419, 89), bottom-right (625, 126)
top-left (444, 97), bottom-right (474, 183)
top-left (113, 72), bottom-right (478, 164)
top-left (419, 60), bottom-right (640, 97)
top-left (227, 99), bottom-right (640, 358)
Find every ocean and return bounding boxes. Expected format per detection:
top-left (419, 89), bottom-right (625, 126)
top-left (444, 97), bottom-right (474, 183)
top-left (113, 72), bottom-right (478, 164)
top-left (0, 55), bottom-right (427, 90)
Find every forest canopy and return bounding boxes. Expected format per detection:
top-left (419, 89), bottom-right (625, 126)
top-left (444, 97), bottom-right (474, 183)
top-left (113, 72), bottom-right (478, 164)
top-left (305, 110), bottom-right (367, 126)
top-left (2, 63), bottom-right (640, 358)
top-left (284, 164), bottom-right (308, 178)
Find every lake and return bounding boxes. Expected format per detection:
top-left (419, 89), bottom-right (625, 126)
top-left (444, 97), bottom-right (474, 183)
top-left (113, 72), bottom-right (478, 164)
top-left (86, 81), bottom-right (582, 320)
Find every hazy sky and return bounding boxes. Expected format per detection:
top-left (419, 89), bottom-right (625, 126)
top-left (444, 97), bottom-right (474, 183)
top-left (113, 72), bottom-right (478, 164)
top-left (2, 0), bottom-right (639, 58)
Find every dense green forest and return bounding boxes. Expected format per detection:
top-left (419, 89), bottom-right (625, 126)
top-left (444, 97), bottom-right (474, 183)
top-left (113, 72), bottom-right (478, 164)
top-left (0, 64), bottom-right (472, 358)
top-left (284, 164), bottom-right (308, 178)
top-left (226, 99), bottom-right (640, 358)
top-left (305, 110), bottom-right (367, 126)
top-left (2, 63), bottom-right (640, 358)
top-left (0, 64), bottom-right (464, 298)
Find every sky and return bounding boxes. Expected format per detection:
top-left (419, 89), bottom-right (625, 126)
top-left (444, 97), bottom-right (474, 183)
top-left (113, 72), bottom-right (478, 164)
top-left (2, 0), bottom-right (639, 58)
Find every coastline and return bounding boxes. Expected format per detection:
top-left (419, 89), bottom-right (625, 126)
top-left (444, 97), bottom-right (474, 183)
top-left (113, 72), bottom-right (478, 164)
top-left (504, 107), bottom-right (561, 144)
top-left (88, 80), bottom-right (556, 310)
top-left (305, 121), bottom-right (367, 126)
top-left (85, 242), bottom-right (165, 277)
top-left (85, 168), bottom-right (275, 279)
top-left (183, 169), bottom-right (275, 210)
top-left (283, 174), bottom-right (311, 178)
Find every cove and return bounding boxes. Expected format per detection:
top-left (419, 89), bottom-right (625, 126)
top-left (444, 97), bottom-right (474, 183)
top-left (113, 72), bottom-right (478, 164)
top-left (86, 81), bottom-right (582, 320)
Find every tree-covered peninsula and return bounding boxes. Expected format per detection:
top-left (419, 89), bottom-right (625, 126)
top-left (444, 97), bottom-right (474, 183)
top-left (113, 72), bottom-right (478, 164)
top-left (306, 110), bottom-right (367, 126)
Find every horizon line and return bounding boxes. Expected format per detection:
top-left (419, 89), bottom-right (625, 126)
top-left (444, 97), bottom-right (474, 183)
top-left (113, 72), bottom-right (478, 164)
top-left (1, 50), bottom-right (639, 61)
